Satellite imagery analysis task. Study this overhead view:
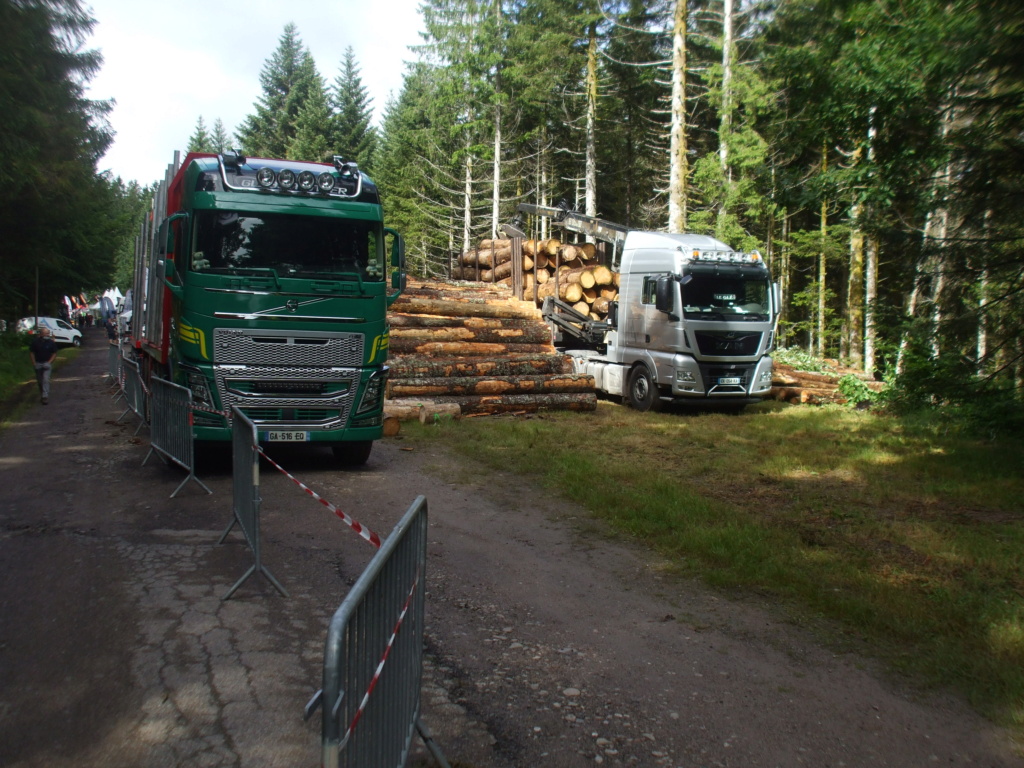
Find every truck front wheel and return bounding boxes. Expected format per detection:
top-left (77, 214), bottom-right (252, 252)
top-left (626, 365), bottom-right (662, 412)
top-left (332, 440), bottom-right (373, 467)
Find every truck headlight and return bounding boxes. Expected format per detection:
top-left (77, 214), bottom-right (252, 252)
top-left (356, 369), bottom-right (388, 415)
top-left (676, 369), bottom-right (696, 383)
top-left (187, 371), bottom-right (213, 407)
top-left (760, 370), bottom-right (773, 384)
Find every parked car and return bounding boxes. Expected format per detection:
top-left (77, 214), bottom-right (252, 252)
top-left (17, 316), bottom-right (83, 347)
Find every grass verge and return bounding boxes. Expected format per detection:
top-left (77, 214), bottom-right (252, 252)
top-left (403, 399), bottom-right (1024, 729)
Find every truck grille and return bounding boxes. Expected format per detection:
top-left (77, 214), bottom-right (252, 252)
top-left (694, 331), bottom-right (762, 357)
top-left (214, 328), bottom-right (364, 367)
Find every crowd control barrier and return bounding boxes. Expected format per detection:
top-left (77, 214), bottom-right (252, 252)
top-left (107, 342), bottom-right (121, 386)
top-left (219, 406), bottom-right (287, 600)
top-left (143, 377), bottom-right (211, 498)
top-left (311, 495), bottom-right (450, 768)
top-left (116, 354), bottom-right (147, 435)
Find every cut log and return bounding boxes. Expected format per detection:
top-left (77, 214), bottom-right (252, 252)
top-left (582, 287), bottom-right (598, 303)
top-left (562, 244), bottom-right (579, 262)
top-left (536, 280), bottom-right (584, 303)
top-left (524, 239), bottom-right (537, 256)
top-left (390, 323), bottom-right (552, 345)
top-left (382, 415), bottom-right (402, 436)
top-left (389, 373), bottom-right (595, 398)
top-left (599, 286), bottom-right (618, 300)
top-left (579, 243), bottom-right (597, 260)
top-left (535, 267), bottom-right (551, 284)
top-left (419, 402), bottom-right (462, 423)
top-left (592, 296), bottom-right (611, 314)
top-left (460, 246), bottom-right (513, 268)
top-left (389, 297), bottom-right (541, 320)
top-left (591, 265), bottom-right (613, 286)
top-left (544, 238), bottom-right (561, 256)
top-left (388, 353), bottom-right (573, 379)
top-left (388, 340), bottom-right (555, 356)
top-left (571, 300), bottom-right (590, 314)
top-left (424, 392), bottom-right (598, 415)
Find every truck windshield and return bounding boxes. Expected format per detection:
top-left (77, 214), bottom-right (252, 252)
top-left (681, 268), bottom-right (770, 321)
top-left (190, 211), bottom-right (384, 281)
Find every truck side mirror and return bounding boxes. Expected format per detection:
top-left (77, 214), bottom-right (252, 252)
top-left (385, 227), bottom-right (406, 306)
top-left (655, 276), bottom-right (675, 314)
top-left (161, 259), bottom-right (183, 300)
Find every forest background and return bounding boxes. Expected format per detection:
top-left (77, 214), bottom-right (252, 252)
top-left (1, 0), bottom-right (1022, 432)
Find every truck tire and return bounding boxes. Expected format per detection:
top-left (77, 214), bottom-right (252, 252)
top-left (332, 440), bottom-right (372, 466)
top-left (626, 365), bottom-right (661, 412)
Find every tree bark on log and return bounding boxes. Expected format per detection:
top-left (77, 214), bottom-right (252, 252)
top-left (389, 373), bottom-right (595, 398)
top-left (390, 297), bottom-right (542, 320)
top-left (388, 340), bottom-right (555, 356)
top-left (388, 353), bottom-right (573, 379)
top-left (390, 324), bottom-right (552, 345)
top-left (426, 392), bottom-right (597, 415)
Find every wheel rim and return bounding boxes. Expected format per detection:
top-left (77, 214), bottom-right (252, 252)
top-left (633, 374), bottom-right (649, 402)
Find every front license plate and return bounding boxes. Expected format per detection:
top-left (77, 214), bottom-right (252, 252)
top-left (262, 431), bottom-right (309, 442)
top-left (718, 377), bottom-right (741, 385)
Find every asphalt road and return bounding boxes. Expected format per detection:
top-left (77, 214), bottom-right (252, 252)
top-left (1, 328), bottom-right (1021, 767)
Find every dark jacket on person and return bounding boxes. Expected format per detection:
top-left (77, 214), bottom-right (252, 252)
top-left (30, 335), bottom-right (57, 364)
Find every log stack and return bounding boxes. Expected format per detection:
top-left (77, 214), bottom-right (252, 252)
top-left (768, 363), bottom-right (883, 405)
top-left (386, 279), bottom-right (597, 418)
top-left (451, 238), bottom-right (620, 322)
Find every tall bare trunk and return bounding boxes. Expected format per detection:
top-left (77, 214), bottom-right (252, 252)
top-left (864, 107), bottom-right (878, 374)
top-left (463, 150), bottom-right (473, 254)
top-left (817, 148), bottom-right (827, 358)
top-left (492, 104), bottom-right (501, 240)
top-left (667, 0), bottom-right (688, 232)
top-left (585, 24), bottom-right (598, 227)
top-left (846, 199), bottom-right (865, 365)
top-left (864, 235), bottom-right (878, 373)
top-left (718, 0), bottom-right (733, 227)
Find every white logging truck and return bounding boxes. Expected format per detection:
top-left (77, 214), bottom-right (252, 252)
top-left (507, 205), bottom-right (780, 411)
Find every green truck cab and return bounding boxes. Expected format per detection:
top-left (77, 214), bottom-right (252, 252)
top-left (130, 151), bottom-right (404, 464)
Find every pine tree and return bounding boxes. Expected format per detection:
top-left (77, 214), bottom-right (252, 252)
top-left (211, 118), bottom-right (230, 153)
top-left (290, 69), bottom-right (333, 162)
top-left (330, 47), bottom-right (377, 171)
top-left (236, 24), bottom-right (317, 157)
top-left (186, 116), bottom-right (213, 153)
top-left (0, 0), bottom-right (117, 317)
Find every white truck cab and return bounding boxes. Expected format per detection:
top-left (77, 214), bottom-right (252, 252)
top-left (558, 230), bottom-right (779, 411)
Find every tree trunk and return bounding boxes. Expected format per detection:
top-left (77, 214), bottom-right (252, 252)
top-left (389, 353), bottom-right (572, 379)
top-left (388, 340), bottom-right (555, 356)
top-left (389, 297), bottom-right (541, 320)
top-left (389, 373), bottom-right (595, 398)
top-left (668, 0), bottom-right (688, 232)
top-left (425, 392), bottom-right (597, 416)
top-left (390, 323), bottom-right (552, 345)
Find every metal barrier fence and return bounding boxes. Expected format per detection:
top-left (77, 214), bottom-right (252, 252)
top-left (107, 342), bottom-right (121, 386)
top-left (117, 354), bottom-right (147, 435)
top-left (314, 495), bottom-right (449, 768)
top-left (143, 377), bottom-right (211, 498)
top-left (219, 406), bottom-right (287, 600)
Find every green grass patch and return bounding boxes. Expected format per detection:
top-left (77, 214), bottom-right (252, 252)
top-left (404, 400), bottom-right (1024, 728)
top-left (0, 333), bottom-right (35, 395)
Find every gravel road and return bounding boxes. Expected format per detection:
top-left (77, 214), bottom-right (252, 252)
top-left (0, 329), bottom-right (1020, 767)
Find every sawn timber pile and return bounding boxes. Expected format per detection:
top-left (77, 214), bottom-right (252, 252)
top-left (387, 279), bottom-right (597, 417)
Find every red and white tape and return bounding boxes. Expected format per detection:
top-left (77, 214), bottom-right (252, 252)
top-left (256, 447), bottom-right (382, 549)
top-left (338, 568), bottom-right (421, 749)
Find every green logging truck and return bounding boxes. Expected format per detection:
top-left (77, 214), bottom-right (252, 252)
top-left (129, 151), bottom-right (405, 464)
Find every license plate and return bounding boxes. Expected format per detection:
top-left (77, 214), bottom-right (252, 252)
top-left (262, 431), bottom-right (309, 442)
top-left (718, 377), bottom-right (741, 385)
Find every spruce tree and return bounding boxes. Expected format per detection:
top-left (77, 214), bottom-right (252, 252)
top-left (211, 118), bottom-right (229, 153)
top-left (330, 46), bottom-right (377, 171)
top-left (236, 24), bottom-right (317, 157)
top-left (186, 116), bottom-right (213, 153)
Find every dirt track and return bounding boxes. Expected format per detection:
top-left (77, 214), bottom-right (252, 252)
top-left (1, 329), bottom-right (1021, 767)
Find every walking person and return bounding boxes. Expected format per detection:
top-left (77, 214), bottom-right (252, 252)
top-left (29, 326), bottom-right (58, 404)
